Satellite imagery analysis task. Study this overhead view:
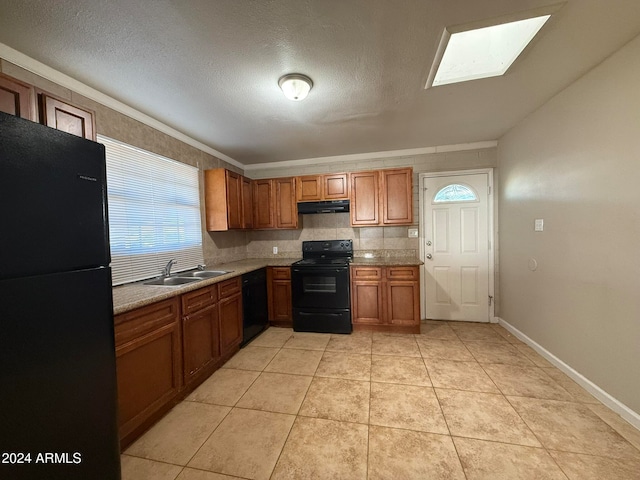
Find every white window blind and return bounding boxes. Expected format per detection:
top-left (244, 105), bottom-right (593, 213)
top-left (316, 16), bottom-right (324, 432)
top-left (99, 135), bottom-right (204, 286)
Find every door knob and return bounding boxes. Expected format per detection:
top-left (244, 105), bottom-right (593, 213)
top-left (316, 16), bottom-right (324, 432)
top-left (426, 240), bottom-right (432, 246)
top-left (426, 254), bottom-right (432, 259)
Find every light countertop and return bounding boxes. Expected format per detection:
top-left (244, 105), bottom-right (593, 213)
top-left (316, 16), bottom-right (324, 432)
top-left (112, 257), bottom-right (299, 315)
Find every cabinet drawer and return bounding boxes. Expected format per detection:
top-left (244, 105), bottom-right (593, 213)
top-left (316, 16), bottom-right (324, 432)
top-left (182, 285), bottom-right (218, 316)
top-left (351, 266), bottom-right (382, 280)
top-left (271, 267), bottom-right (291, 280)
top-left (386, 266), bottom-right (418, 280)
top-left (218, 277), bottom-right (241, 298)
top-left (114, 298), bottom-right (180, 347)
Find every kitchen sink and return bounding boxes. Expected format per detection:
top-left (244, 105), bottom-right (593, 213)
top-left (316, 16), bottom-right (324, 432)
top-left (143, 276), bottom-right (202, 286)
top-left (176, 270), bottom-right (232, 278)
top-left (143, 269), bottom-right (233, 286)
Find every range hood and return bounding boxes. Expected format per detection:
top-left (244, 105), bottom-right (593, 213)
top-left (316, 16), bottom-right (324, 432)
top-left (297, 199), bottom-right (350, 214)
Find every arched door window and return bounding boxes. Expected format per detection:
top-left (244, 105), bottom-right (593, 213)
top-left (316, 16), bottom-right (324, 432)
top-left (432, 183), bottom-right (478, 203)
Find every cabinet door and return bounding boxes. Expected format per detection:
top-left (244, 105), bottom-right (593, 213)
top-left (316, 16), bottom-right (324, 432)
top-left (183, 304), bottom-right (219, 384)
top-left (386, 281), bottom-right (420, 326)
top-left (323, 173), bottom-right (350, 200)
top-left (242, 176), bottom-right (254, 229)
top-left (350, 171), bottom-right (379, 226)
top-left (253, 179), bottom-right (275, 229)
top-left (225, 170), bottom-right (242, 229)
top-left (267, 267), bottom-right (292, 325)
top-left (38, 92), bottom-right (96, 140)
top-left (380, 168), bottom-right (413, 225)
top-left (297, 175), bottom-right (322, 202)
top-left (219, 293), bottom-right (243, 356)
top-left (272, 280), bottom-right (292, 322)
top-left (0, 72), bottom-right (36, 120)
top-left (275, 177), bottom-right (298, 228)
top-left (114, 298), bottom-right (181, 448)
top-left (351, 281), bottom-right (384, 325)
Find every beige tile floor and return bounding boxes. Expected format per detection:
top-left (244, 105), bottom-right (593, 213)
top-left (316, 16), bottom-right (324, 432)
top-left (122, 322), bottom-right (640, 480)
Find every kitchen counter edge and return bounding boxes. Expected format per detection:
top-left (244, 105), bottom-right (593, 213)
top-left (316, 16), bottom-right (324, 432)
top-left (349, 257), bottom-right (423, 267)
top-left (112, 258), bottom-right (300, 315)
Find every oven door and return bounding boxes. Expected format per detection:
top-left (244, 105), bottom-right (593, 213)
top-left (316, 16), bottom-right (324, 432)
top-left (291, 265), bottom-right (350, 309)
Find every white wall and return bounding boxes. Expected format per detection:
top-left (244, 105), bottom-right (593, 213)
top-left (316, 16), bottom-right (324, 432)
top-left (498, 35), bottom-right (640, 414)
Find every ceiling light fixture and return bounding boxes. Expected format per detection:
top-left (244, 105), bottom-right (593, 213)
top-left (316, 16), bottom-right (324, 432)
top-left (278, 74), bottom-right (313, 101)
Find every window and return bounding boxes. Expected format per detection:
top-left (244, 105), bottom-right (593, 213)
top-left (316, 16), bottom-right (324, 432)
top-left (99, 135), bottom-right (204, 285)
top-left (433, 184), bottom-right (478, 203)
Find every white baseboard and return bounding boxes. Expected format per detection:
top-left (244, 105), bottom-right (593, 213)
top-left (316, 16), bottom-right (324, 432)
top-left (497, 317), bottom-right (640, 431)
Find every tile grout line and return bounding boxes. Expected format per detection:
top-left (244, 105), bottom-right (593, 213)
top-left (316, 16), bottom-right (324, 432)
top-left (184, 328), bottom-right (290, 477)
top-left (268, 332), bottom-right (331, 480)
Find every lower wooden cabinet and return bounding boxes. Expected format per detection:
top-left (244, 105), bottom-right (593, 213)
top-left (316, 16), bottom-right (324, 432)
top-left (181, 285), bottom-right (219, 387)
top-left (114, 298), bottom-right (182, 449)
top-left (115, 276), bottom-right (244, 449)
top-left (351, 267), bottom-right (384, 325)
top-left (219, 291), bottom-right (243, 356)
top-left (351, 265), bottom-right (420, 333)
top-left (267, 267), bottom-right (292, 327)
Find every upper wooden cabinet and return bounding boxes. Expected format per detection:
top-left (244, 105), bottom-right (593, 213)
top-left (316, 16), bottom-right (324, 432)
top-left (380, 168), bottom-right (413, 225)
top-left (350, 171), bottom-right (380, 226)
top-left (296, 173), bottom-right (350, 202)
top-left (274, 177), bottom-right (298, 228)
top-left (0, 73), bottom-right (97, 140)
top-left (38, 92), bottom-right (96, 140)
top-left (297, 175), bottom-right (323, 202)
top-left (253, 177), bottom-right (299, 229)
top-left (204, 168), bottom-right (253, 231)
top-left (253, 179), bottom-right (275, 229)
top-left (0, 72), bottom-right (36, 120)
top-left (323, 173), bottom-right (350, 200)
top-left (350, 168), bottom-right (413, 226)
top-left (241, 176), bottom-right (254, 229)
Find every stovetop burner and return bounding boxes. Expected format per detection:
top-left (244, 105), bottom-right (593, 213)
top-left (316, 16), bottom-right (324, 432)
top-left (292, 257), bottom-right (351, 266)
top-left (293, 239), bottom-right (353, 267)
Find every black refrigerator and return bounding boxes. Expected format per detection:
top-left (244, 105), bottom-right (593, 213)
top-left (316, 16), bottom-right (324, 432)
top-left (0, 112), bottom-right (121, 479)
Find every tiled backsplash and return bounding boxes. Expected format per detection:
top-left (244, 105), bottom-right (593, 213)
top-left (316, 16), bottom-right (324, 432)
top-left (245, 213), bottom-right (419, 259)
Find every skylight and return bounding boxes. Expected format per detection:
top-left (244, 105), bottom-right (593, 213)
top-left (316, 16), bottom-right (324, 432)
top-left (427, 14), bottom-right (551, 88)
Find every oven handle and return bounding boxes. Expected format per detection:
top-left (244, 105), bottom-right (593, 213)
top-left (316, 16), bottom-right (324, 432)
top-left (292, 268), bottom-right (348, 273)
top-left (298, 312), bottom-right (343, 317)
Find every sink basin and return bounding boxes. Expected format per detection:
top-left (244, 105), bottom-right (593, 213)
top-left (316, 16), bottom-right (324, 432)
top-left (177, 270), bottom-right (232, 278)
top-left (143, 276), bottom-right (202, 286)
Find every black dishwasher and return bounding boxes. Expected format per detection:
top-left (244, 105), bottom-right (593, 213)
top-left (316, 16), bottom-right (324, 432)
top-left (241, 268), bottom-right (268, 346)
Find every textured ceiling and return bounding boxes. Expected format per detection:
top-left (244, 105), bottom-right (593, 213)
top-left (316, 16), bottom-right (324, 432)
top-left (1, 0), bottom-right (640, 165)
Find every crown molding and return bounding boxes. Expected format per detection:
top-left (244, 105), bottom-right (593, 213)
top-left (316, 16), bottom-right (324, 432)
top-left (244, 141), bottom-right (498, 171)
top-left (0, 42), bottom-right (243, 169)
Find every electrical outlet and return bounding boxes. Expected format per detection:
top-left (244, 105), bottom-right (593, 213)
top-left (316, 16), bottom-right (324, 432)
top-left (272, 246), bottom-right (278, 255)
top-left (534, 219), bottom-right (544, 232)
top-left (408, 228), bottom-right (418, 238)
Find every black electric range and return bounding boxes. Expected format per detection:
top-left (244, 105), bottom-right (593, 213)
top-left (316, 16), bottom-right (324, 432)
top-left (291, 240), bottom-right (353, 334)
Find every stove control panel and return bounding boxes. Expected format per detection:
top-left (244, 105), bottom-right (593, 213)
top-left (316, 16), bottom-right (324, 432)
top-left (302, 239), bottom-right (353, 255)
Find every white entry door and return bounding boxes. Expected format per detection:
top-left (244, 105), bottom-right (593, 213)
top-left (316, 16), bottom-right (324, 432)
top-left (423, 172), bottom-right (491, 322)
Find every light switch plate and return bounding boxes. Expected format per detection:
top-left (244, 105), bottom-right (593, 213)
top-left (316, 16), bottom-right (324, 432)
top-left (408, 228), bottom-right (418, 238)
top-left (534, 219), bottom-right (544, 232)
top-left (273, 246), bottom-right (278, 254)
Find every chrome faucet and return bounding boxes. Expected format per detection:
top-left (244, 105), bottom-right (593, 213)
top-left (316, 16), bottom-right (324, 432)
top-left (162, 258), bottom-right (177, 277)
